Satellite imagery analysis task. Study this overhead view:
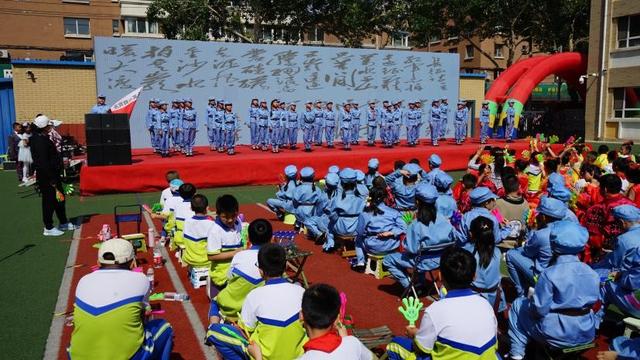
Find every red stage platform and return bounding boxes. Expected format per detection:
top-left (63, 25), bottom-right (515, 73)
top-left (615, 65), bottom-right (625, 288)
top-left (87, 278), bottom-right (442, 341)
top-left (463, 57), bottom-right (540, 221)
top-left (80, 139), bottom-right (531, 195)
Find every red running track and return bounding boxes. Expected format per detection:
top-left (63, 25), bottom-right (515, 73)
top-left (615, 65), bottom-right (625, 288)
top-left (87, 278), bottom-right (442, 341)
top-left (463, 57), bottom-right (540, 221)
top-left (80, 139), bottom-right (534, 195)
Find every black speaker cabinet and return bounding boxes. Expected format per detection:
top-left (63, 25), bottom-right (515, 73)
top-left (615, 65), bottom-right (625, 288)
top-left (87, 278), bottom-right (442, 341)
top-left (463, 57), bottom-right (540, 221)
top-left (86, 143), bottom-right (132, 166)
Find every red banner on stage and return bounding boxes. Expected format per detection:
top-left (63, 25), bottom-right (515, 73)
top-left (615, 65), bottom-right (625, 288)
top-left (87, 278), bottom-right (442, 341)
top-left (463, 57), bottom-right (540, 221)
top-left (110, 86), bottom-right (142, 116)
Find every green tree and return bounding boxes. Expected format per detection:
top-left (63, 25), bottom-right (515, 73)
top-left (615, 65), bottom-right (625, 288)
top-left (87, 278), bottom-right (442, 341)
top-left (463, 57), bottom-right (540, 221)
top-left (532, 0), bottom-right (590, 52)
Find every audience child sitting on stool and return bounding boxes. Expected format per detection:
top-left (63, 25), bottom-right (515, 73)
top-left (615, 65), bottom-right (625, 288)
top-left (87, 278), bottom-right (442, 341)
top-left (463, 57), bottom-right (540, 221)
top-left (181, 194), bottom-right (215, 269)
top-left (68, 239), bottom-right (174, 360)
top-left (209, 219), bottom-right (273, 324)
top-left (207, 195), bottom-right (244, 298)
top-left (206, 243), bottom-right (306, 360)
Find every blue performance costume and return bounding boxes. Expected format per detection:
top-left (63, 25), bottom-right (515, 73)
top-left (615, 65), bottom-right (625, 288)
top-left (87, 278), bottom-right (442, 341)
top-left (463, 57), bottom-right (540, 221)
top-left (506, 197), bottom-right (567, 297)
top-left (508, 221), bottom-right (601, 358)
top-left (456, 187), bottom-right (512, 246)
top-left (266, 165), bottom-right (298, 217)
top-left (364, 158), bottom-right (380, 188)
top-left (206, 99), bottom-right (217, 150)
top-left (600, 247), bottom-right (640, 321)
top-left (146, 100), bottom-right (159, 152)
top-left (429, 101), bottom-right (441, 146)
top-left (285, 104), bottom-right (300, 149)
top-left (405, 102), bottom-right (419, 146)
top-left (313, 102), bottom-right (324, 146)
top-left (479, 102), bottom-right (490, 144)
top-left (269, 105), bottom-right (282, 153)
top-left (339, 104), bottom-right (352, 150)
top-left (350, 103), bottom-right (361, 145)
top-left (168, 100), bottom-right (182, 151)
top-left (366, 101), bottom-right (378, 146)
top-left (157, 102), bottom-right (171, 157)
top-left (324, 168), bottom-right (367, 251)
top-left (181, 100), bottom-right (197, 157)
top-left (380, 104), bottom-right (395, 148)
top-left (385, 164), bottom-right (421, 211)
top-left (248, 100), bottom-right (259, 149)
top-left (384, 184), bottom-right (454, 289)
top-left (301, 103), bottom-right (316, 152)
top-left (392, 101), bottom-right (403, 144)
top-left (593, 205), bottom-right (640, 277)
top-left (354, 203), bottom-right (406, 266)
top-left (293, 167), bottom-right (325, 240)
top-left (323, 103), bottom-right (337, 148)
top-left (257, 102), bottom-right (269, 151)
top-left (213, 101), bottom-right (226, 152)
top-left (438, 98), bottom-right (449, 139)
top-left (223, 104), bottom-right (237, 155)
top-left (505, 101), bottom-right (516, 141)
top-left (454, 101), bottom-right (468, 145)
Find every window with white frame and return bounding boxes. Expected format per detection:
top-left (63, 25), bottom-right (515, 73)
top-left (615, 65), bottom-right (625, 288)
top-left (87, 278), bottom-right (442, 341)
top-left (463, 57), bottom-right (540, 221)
top-left (465, 45), bottom-right (474, 59)
top-left (448, 48), bottom-right (458, 54)
top-left (614, 87), bottom-right (640, 119)
top-left (308, 27), bottom-right (324, 42)
top-left (390, 32), bottom-right (409, 47)
top-left (124, 17), bottom-right (159, 34)
top-left (494, 44), bottom-right (504, 58)
top-left (64, 18), bottom-right (90, 36)
top-left (617, 15), bottom-right (640, 49)
top-left (261, 26), bottom-right (273, 42)
top-left (112, 19), bottom-right (119, 34)
top-left (429, 34), bottom-right (441, 43)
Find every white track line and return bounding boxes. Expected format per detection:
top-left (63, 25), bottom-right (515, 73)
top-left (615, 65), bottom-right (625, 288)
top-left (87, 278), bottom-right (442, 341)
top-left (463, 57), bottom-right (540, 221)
top-left (44, 221), bottom-right (83, 360)
top-left (256, 202), bottom-right (274, 213)
top-left (141, 211), bottom-right (217, 360)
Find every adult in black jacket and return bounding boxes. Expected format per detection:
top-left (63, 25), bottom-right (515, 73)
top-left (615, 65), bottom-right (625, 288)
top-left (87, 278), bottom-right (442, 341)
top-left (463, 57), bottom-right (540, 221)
top-left (31, 115), bottom-right (75, 236)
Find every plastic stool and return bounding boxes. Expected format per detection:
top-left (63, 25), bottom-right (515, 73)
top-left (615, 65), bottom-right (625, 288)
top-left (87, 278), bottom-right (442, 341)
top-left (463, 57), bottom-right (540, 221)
top-left (365, 253), bottom-right (390, 279)
top-left (283, 213), bottom-right (296, 225)
top-left (623, 317), bottom-right (640, 337)
top-left (188, 266), bottom-right (209, 289)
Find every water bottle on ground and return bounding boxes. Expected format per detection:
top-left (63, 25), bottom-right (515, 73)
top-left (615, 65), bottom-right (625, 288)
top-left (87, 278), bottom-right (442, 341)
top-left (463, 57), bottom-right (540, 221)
top-left (163, 292), bottom-right (190, 302)
top-left (146, 268), bottom-right (155, 291)
top-left (148, 227), bottom-right (156, 248)
top-left (153, 248), bottom-right (163, 268)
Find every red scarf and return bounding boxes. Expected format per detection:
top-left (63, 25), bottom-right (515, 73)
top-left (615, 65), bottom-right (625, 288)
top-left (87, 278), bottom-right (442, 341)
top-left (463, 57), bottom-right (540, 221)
top-left (303, 331), bottom-right (342, 353)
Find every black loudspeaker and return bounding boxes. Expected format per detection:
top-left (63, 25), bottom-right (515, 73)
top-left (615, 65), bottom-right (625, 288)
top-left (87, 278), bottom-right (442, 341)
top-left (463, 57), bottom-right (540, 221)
top-left (86, 144), bottom-right (132, 166)
top-left (85, 114), bottom-right (102, 129)
top-left (85, 113), bottom-right (132, 166)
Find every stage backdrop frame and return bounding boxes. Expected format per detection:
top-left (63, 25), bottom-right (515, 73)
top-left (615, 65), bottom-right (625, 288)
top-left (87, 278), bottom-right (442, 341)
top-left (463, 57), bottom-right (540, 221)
top-left (95, 37), bottom-right (460, 149)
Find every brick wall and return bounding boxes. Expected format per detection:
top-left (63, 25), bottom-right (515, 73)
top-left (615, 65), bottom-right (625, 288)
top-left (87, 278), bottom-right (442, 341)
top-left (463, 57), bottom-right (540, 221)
top-left (12, 64), bottom-right (96, 124)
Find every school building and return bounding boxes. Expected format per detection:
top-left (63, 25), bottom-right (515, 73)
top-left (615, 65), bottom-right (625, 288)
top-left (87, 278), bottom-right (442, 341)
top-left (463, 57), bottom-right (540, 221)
top-left (585, 0), bottom-right (640, 141)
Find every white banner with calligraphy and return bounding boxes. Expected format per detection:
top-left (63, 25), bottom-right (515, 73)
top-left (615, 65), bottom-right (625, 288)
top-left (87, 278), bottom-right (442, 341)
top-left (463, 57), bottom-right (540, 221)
top-left (95, 37), bottom-right (460, 148)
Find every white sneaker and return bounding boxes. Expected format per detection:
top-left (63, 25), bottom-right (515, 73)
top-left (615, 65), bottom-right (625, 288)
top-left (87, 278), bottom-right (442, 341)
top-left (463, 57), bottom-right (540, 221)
top-left (58, 223), bottom-right (78, 231)
top-left (43, 228), bottom-right (64, 236)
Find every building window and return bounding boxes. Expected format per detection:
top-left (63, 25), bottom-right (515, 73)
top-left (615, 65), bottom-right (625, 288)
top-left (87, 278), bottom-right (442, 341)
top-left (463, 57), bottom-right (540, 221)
top-left (429, 34), bottom-right (441, 44)
top-left (261, 26), bottom-right (273, 42)
top-left (308, 27), bottom-right (324, 43)
top-left (494, 44), bottom-right (504, 58)
top-left (465, 45), bottom-right (474, 59)
top-left (448, 48), bottom-right (458, 54)
top-left (617, 15), bottom-right (640, 49)
top-left (390, 32), bottom-right (409, 47)
top-left (64, 18), bottom-right (90, 37)
top-left (124, 17), bottom-right (159, 34)
top-left (112, 19), bottom-right (119, 34)
top-left (614, 87), bottom-right (640, 119)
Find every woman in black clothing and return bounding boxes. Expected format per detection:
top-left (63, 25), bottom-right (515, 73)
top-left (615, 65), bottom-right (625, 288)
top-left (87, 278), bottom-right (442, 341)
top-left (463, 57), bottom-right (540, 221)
top-left (31, 115), bottom-right (75, 236)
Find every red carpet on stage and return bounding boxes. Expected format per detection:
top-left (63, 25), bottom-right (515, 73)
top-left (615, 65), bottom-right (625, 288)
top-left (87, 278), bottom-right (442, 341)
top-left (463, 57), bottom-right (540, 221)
top-left (80, 139), bottom-right (532, 195)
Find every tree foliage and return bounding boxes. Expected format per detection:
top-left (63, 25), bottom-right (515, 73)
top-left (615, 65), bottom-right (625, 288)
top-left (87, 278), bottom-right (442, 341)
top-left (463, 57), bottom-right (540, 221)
top-left (147, 0), bottom-right (590, 60)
